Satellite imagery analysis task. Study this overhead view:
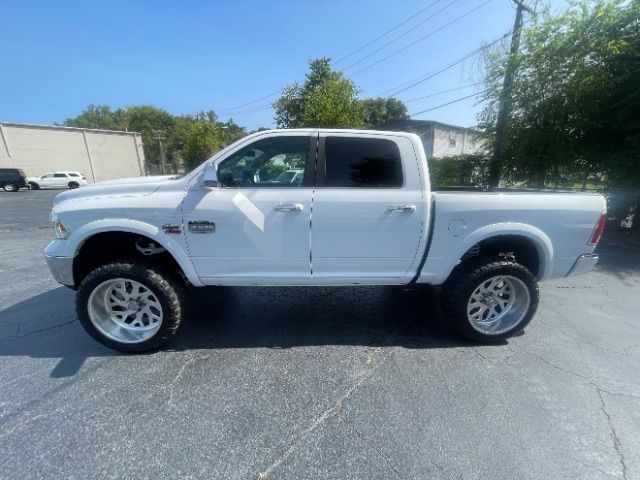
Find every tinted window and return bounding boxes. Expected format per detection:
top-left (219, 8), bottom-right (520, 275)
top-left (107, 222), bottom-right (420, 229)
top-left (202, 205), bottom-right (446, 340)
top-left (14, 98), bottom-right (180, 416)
top-left (324, 137), bottom-right (403, 188)
top-left (218, 136), bottom-right (309, 188)
top-left (54, 173), bottom-right (67, 178)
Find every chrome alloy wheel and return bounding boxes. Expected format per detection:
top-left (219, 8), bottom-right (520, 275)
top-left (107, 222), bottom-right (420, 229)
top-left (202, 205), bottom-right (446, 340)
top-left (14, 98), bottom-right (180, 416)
top-left (88, 278), bottom-right (163, 344)
top-left (466, 275), bottom-right (531, 335)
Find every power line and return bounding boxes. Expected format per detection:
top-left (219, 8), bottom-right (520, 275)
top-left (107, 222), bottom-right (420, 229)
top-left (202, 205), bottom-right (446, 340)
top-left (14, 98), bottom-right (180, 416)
top-left (216, 90), bottom-right (281, 114)
top-left (409, 89), bottom-right (488, 117)
top-left (349, 0), bottom-right (495, 76)
top-left (215, 0), bottom-right (500, 119)
top-left (230, 103), bottom-right (275, 115)
top-left (382, 30), bottom-right (511, 97)
top-left (341, 0), bottom-right (461, 71)
top-left (333, 0), bottom-right (445, 65)
top-left (403, 82), bottom-right (483, 103)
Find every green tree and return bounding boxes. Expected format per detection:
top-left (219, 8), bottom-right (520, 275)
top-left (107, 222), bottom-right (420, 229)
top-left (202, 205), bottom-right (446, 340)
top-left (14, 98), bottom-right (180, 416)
top-left (274, 57), bottom-right (364, 128)
top-left (63, 106), bottom-right (247, 173)
top-left (302, 78), bottom-right (364, 128)
top-left (182, 120), bottom-right (225, 170)
top-left (64, 105), bottom-right (177, 171)
top-left (121, 106), bottom-right (176, 170)
top-left (62, 105), bottom-right (125, 130)
top-left (361, 97), bottom-right (409, 127)
top-left (479, 0), bottom-right (640, 191)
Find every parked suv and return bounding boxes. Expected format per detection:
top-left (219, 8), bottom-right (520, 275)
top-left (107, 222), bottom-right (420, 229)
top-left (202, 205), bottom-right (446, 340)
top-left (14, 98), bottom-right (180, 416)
top-left (0, 168), bottom-right (28, 192)
top-left (28, 171), bottom-right (88, 190)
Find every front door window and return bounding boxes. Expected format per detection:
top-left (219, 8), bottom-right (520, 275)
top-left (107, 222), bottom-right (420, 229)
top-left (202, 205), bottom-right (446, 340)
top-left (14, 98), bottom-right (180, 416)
top-left (217, 136), bottom-right (310, 188)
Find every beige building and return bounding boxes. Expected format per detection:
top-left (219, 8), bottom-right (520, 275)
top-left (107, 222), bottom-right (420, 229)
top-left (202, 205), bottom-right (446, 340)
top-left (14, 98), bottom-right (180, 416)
top-left (375, 119), bottom-right (484, 158)
top-left (0, 121), bottom-right (145, 183)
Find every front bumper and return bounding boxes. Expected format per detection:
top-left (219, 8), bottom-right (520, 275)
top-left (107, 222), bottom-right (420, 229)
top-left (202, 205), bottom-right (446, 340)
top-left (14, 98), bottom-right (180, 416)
top-left (45, 254), bottom-right (75, 288)
top-left (566, 253), bottom-right (599, 277)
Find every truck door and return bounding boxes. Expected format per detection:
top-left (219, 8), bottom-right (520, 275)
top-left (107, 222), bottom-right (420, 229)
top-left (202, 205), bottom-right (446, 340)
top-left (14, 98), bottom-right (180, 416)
top-left (311, 133), bottom-right (427, 284)
top-left (182, 132), bottom-right (316, 284)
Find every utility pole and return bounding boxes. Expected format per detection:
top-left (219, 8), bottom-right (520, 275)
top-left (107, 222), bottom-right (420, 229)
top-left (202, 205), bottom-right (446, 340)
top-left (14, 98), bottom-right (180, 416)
top-left (152, 129), bottom-right (166, 175)
top-left (488, 0), bottom-right (533, 187)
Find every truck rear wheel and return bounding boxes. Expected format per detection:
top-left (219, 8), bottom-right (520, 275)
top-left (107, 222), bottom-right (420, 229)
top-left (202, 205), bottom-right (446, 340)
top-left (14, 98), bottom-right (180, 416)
top-left (443, 259), bottom-right (539, 342)
top-left (76, 260), bottom-right (186, 352)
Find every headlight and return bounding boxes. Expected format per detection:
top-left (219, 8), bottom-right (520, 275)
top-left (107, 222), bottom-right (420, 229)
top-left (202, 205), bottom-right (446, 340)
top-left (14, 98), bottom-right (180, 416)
top-left (50, 210), bottom-right (69, 239)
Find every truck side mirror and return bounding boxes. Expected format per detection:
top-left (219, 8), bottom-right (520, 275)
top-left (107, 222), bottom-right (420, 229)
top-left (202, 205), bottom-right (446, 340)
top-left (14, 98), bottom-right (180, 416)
top-left (202, 162), bottom-right (219, 188)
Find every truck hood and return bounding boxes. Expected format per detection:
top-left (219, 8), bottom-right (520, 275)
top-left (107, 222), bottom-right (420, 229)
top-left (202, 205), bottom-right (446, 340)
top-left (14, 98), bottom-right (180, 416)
top-left (53, 175), bottom-right (177, 206)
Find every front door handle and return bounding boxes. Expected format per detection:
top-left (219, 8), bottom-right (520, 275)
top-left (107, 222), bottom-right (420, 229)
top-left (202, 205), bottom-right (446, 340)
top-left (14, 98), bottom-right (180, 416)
top-left (275, 203), bottom-right (303, 212)
top-left (388, 204), bottom-right (416, 213)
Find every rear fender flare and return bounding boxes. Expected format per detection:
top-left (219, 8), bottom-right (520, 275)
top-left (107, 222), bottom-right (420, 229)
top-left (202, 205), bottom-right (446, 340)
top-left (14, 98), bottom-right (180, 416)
top-left (435, 222), bottom-right (554, 284)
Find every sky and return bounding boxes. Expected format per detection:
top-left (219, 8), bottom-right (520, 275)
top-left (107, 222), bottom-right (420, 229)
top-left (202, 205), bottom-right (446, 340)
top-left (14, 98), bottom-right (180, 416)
top-left (1, 0), bottom-right (567, 131)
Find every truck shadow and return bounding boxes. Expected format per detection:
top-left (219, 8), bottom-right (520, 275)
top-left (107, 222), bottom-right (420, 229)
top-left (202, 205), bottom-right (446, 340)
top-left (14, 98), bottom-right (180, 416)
top-left (0, 284), bottom-right (482, 377)
top-left (175, 285), bottom-right (469, 351)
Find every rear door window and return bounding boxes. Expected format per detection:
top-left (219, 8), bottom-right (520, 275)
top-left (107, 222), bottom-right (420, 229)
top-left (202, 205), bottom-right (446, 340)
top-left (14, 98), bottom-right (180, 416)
top-left (322, 137), bottom-right (403, 188)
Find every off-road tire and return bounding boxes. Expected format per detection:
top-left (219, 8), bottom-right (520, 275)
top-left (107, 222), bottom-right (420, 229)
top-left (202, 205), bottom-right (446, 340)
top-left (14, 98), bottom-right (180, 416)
top-left (442, 259), bottom-right (539, 343)
top-left (76, 259), bottom-right (187, 352)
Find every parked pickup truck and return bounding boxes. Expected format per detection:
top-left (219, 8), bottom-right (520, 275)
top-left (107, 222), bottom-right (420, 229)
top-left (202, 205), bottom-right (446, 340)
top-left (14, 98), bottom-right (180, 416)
top-left (44, 129), bottom-right (606, 352)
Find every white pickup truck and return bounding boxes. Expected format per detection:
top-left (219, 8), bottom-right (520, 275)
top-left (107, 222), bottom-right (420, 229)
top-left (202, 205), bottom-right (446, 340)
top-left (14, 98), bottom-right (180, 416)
top-left (44, 129), bottom-right (606, 352)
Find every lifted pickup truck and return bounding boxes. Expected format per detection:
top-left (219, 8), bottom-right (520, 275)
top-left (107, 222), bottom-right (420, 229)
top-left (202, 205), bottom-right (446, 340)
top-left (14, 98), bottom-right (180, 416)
top-left (44, 129), bottom-right (606, 352)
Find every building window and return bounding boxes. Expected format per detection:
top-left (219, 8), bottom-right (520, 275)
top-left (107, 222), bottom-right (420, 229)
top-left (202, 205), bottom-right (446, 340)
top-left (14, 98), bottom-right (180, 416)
top-left (449, 129), bottom-right (457, 147)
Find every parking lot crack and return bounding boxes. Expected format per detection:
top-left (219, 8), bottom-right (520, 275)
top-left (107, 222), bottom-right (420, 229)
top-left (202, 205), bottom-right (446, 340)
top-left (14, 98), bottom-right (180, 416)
top-left (166, 351), bottom-right (214, 407)
top-left (0, 318), bottom-right (77, 344)
top-left (0, 413), bottom-right (48, 440)
top-left (258, 347), bottom-right (388, 479)
top-left (596, 390), bottom-right (628, 480)
top-left (528, 352), bottom-right (631, 479)
top-left (528, 351), bottom-right (640, 401)
top-left (142, 351), bottom-right (214, 408)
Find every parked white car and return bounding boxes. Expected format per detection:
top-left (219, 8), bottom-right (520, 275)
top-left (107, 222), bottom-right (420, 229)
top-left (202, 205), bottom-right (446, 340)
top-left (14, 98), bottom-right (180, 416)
top-left (28, 171), bottom-right (87, 190)
top-left (44, 129), bottom-right (606, 352)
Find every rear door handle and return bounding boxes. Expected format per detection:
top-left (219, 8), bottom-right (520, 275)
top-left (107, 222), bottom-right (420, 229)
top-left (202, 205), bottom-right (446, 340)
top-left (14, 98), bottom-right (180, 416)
top-left (275, 203), bottom-right (303, 212)
top-left (388, 204), bottom-right (416, 213)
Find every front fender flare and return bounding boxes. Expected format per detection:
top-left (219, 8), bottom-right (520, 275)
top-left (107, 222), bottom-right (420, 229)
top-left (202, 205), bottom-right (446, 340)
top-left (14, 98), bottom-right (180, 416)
top-left (66, 219), bottom-right (203, 287)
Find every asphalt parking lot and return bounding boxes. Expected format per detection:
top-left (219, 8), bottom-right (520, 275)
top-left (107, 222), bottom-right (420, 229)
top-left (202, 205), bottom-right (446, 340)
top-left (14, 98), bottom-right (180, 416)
top-left (1, 189), bottom-right (639, 480)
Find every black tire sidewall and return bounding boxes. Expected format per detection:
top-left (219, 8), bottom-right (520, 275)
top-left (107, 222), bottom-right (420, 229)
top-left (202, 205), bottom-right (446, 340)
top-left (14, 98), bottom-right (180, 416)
top-left (30, 182), bottom-right (40, 190)
top-left (444, 259), bottom-right (539, 342)
top-left (76, 260), bottom-right (185, 352)
top-left (3, 183), bottom-right (17, 192)
top-left (68, 182), bottom-right (79, 189)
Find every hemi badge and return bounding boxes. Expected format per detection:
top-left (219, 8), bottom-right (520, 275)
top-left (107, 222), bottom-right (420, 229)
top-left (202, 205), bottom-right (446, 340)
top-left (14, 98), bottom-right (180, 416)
top-left (188, 220), bottom-right (216, 233)
top-left (162, 224), bottom-right (181, 234)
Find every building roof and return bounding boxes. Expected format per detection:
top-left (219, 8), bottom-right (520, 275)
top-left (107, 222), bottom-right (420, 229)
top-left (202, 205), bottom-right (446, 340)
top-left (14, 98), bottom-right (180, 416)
top-left (375, 119), bottom-right (482, 134)
top-left (0, 121), bottom-right (141, 136)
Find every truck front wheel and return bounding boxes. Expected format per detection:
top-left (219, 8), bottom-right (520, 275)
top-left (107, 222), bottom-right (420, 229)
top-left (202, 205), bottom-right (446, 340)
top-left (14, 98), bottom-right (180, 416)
top-left (76, 260), bottom-right (186, 352)
top-left (443, 259), bottom-right (539, 342)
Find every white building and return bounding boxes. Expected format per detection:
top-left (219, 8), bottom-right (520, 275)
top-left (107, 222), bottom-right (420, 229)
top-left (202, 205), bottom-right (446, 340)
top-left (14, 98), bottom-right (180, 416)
top-left (375, 119), bottom-right (484, 158)
top-left (0, 121), bottom-right (145, 183)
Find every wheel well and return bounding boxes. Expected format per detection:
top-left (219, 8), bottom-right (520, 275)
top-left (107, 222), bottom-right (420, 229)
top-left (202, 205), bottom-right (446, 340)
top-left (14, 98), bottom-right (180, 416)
top-left (73, 232), bottom-right (186, 288)
top-left (459, 235), bottom-right (542, 277)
